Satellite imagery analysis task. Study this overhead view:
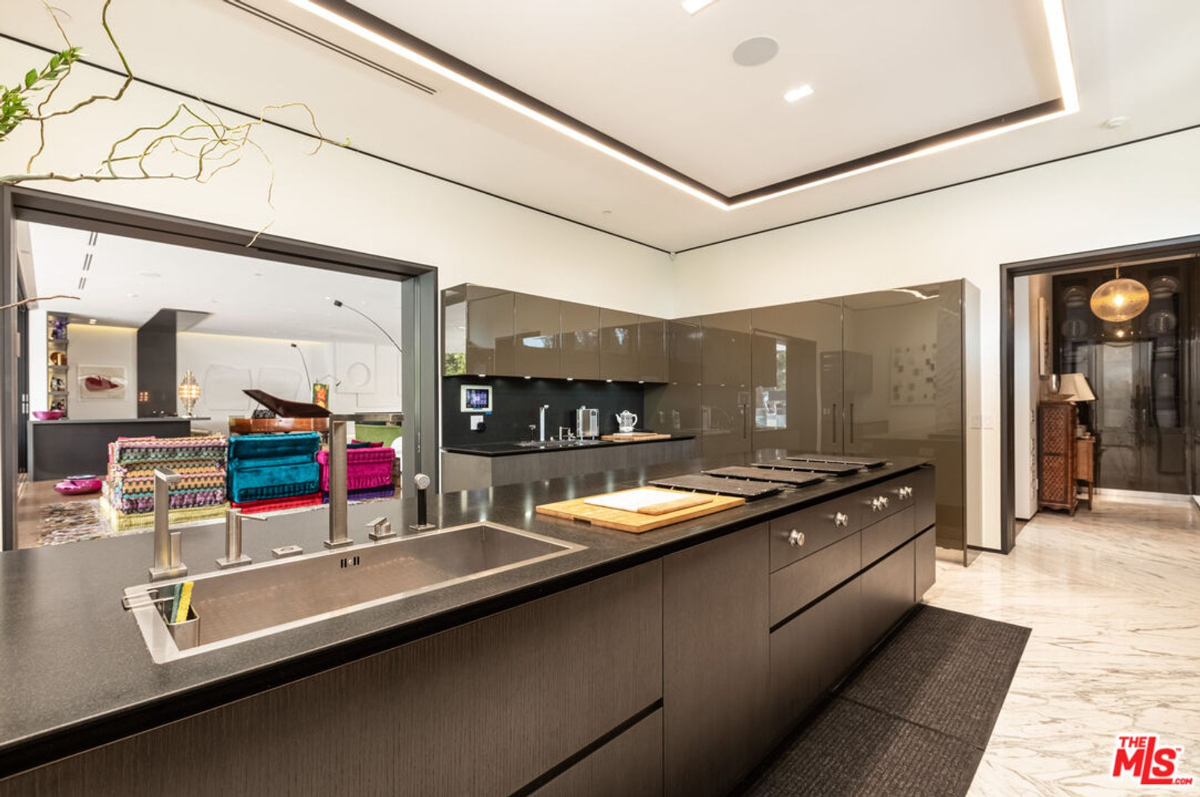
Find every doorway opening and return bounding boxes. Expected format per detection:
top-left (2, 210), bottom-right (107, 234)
top-left (1002, 236), bottom-right (1200, 551)
top-left (1, 187), bottom-right (439, 551)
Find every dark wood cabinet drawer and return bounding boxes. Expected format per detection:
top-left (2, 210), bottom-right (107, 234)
top-left (768, 493), bottom-right (860, 572)
top-left (770, 532), bottom-right (860, 626)
top-left (913, 466), bottom-right (936, 532)
top-left (861, 506), bottom-right (915, 568)
top-left (858, 474), bottom-right (915, 522)
top-left (915, 526), bottom-right (936, 598)
top-left (768, 576), bottom-right (862, 743)
top-left (532, 708), bottom-right (663, 797)
top-left (861, 541), bottom-right (916, 648)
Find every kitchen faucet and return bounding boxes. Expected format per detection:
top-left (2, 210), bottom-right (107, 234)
top-left (539, 404), bottom-right (550, 442)
top-left (149, 468), bottom-right (187, 581)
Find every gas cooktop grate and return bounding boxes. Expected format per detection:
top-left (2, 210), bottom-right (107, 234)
top-left (703, 466), bottom-right (824, 488)
top-left (649, 474), bottom-right (784, 500)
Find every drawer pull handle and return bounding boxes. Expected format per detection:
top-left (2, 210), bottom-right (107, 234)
top-left (870, 497), bottom-right (883, 512)
top-left (788, 530), bottom-right (805, 548)
top-left (898, 486), bottom-right (913, 499)
top-left (834, 512), bottom-right (849, 528)
top-left (880, 496), bottom-right (890, 508)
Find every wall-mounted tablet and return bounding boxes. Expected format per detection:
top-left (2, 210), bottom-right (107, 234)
top-left (460, 385), bottom-right (493, 413)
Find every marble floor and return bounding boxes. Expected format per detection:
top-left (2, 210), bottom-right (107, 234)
top-left (926, 496), bottom-right (1200, 796)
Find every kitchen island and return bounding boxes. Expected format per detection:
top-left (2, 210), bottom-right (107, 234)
top-left (27, 416), bottom-right (211, 481)
top-left (0, 451), bottom-right (934, 796)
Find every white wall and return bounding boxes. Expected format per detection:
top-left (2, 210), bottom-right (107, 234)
top-left (64, 324), bottom-right (139, 420)
top-left (0, 38), bottom-right (673, 316)
top-left (176, 332), bottom-right (401, 434)
top-left (673, 128), bottom-right (1200, 548)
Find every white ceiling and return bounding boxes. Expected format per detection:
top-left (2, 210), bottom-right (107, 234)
top-left (4, 0), bottom-right (1200, 251)
top-left (22, 221), bottom-right (403, 343)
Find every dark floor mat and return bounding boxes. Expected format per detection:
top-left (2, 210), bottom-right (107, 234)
top-left (734, 700), bottom-right (982, 797)
top-left (839, 605), bottom-right (1031, 749)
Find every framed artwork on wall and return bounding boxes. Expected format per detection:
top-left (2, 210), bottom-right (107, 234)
top-left (1038, 296), bottom-right (1051, 377)
top-left (78, 365), bottom-right (127, 400)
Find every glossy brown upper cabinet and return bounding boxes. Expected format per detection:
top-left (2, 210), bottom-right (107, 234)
top-left (601, 308), bottom-right (640, 383)
top-left (514, 293), bottom-right (561, 379)
top-left (638, 316), bottom-right (669, 383)
top-left (560, 301), bottom-right (601, 381)
top-left (700, 310), bottom-right (753, 456)
top-left (442, 285), bottom-right (515, 377)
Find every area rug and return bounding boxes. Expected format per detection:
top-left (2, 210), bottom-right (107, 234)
top-left (37, 500), bottom-right (113, 546)
top-left (735, 605), bottom-right (1031, 797)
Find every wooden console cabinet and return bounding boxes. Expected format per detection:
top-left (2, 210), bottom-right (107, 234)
top-left (1038, 401), bottom-right (1078, 514)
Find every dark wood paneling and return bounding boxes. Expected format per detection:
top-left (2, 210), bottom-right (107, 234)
top-left (1038, 401), bottom-right (1077, 512)
top-left (861, 541), bottom-right (916, 648)
top-left (770, 532), bottom-right (860, 626)
top-left (860, 506), bottom-right (915, 568)
top-left (530, 709), bottom-right (663, 797)
top-left (915, 527), bottom-right (936, 598)
top-left (0, 562), bottom-right (663, 797)
top-left (769, 575), bottom-right (862, 742)
top-left (664, 524), bottom-right (769, 797)
top-left (768, 490), bottom-right (861, 572)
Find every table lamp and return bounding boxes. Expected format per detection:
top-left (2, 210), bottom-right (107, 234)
top-left (1056, 372), bottom-right (1095, 437)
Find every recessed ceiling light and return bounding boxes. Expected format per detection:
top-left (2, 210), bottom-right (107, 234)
top-left (732, 37), bottom-right (779, 67)
top-left (784, 84), bottom-right (814, 103)
top-left (137, 271), bottom-right (161, 279)
top-left (681, 0), bottom-right (717, 14)
top-left (1101, 116), bottom-right (1127, 129)
top-left (126, 293), bottom-right (138, 299)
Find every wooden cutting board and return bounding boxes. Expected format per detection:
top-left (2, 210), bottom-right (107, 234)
top-left (600, 432), bottom-right (673, 442)
top-left (536, 487), bottom-right (744, 533)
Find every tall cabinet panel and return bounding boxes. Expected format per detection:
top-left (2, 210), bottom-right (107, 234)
top-left (645, 317), bottom-right (703, 437)
top-left (468, 287), bottom-right (516, 376)
top-left (559, 301), bottom-right (600, 381)
top-left (701, 310), bottom-right (753, 455)
top-left (751, 300), bottom-right (843, 454)
top-left (638, 315), bottom-right (669, 383)
top-left (600, 308), bottom-right (640, 383)
top-left (513, 293), bottom-right (561, 379)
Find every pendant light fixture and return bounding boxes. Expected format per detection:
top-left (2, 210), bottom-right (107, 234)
top-left (1090, 267), bottom-right (1149, 323)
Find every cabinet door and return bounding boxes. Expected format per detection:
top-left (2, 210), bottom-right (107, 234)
top-left (465, 287), bottom-right (515, 376)
top-left (531, 709), bottom-right (663, 797)
top-left (700, 310), bottom-right (752, 456)
top-left (752, 300), bottom-right (844, 453)
top-left (513, 293), bottom-right (561, 379)
top-left (560, 301), bottom-right (600, 381)
top-left (769, 576), bottom-right (862, 742)
top-left (600, 308), bottom-right (640, 382)
top-left (664, 524), bottom-right (769, 797)
top-left (638, 315), bottom-right (668, 383)
top-left (644, 317), bottom-right (702, 435)
top-left (861, 540), bottom-right (916, 649)
top-left (442, 286), bottom-right (468, 376)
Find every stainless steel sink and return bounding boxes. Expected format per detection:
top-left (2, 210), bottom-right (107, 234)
top-left (123, 523), bottom-right (585, 663)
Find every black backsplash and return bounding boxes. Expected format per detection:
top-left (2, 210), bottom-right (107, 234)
top-left (442, 376), bottom-right (645, 446)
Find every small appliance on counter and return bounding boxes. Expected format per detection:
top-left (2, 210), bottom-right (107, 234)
top-left (576, 406), bottom-right (599, 439)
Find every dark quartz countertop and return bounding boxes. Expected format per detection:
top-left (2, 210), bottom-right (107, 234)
top-left (442, 434), bottom-right (696, 457)
top-left (0, 449), bottom-right (929, 778)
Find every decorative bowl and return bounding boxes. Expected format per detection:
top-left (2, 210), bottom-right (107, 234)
top-left (33, 410), bottom-right (65, 421)
top-left (54, 477), bottom-right (102, 496)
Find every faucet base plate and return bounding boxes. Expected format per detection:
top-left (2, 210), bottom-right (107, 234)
top-left (215, 554), bottom-right (253, 569)
top-left (323, 538), bottom-right (355, 550)
top-left (408, 523), bottom-right (438, 533)
top-left (149, 563), bottom-right (188, 582)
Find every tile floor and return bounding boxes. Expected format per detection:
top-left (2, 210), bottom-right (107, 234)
top-left (927, 496), bottom-right (1200, 796)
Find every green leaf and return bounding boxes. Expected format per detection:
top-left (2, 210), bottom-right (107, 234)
top-left (24, 69), bottom-right (37, 89)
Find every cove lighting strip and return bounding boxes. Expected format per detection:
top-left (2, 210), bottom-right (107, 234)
top-left (289, 0), bottom-right (1078, 212)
